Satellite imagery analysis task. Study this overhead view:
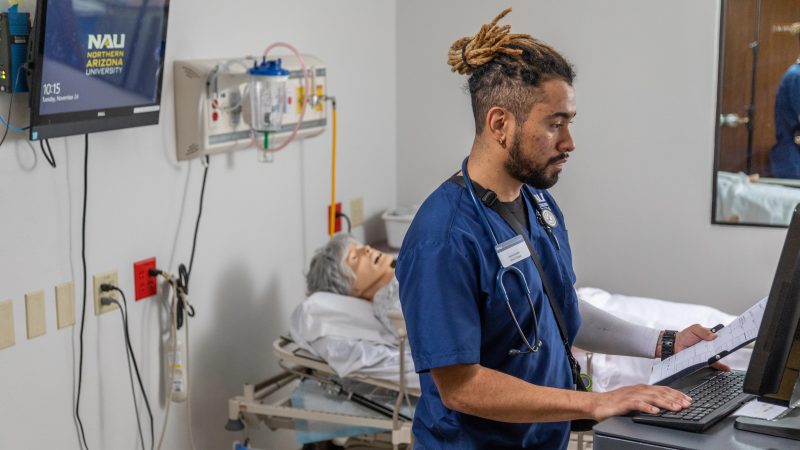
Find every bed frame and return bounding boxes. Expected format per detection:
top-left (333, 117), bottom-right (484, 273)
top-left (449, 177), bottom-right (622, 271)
top-left (226, 311), bottom-right (417, 449)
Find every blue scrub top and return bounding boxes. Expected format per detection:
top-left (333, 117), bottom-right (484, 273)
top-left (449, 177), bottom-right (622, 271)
top-left (396, 179), bottom-right (581, 450)
top-left (770, 63), bottom-right (800, 179)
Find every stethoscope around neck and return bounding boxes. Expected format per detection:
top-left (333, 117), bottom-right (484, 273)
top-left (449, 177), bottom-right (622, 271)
top-left (461, 157), bottom-right (542, 356)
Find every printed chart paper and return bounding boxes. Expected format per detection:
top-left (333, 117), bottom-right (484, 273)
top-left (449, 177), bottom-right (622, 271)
top-left (649, 297), bottom-right (767, 385)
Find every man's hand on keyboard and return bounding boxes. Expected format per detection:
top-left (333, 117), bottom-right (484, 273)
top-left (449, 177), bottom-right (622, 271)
top-left (675, 324), bottom-right (732, 372)
top-left (590, 385), bottom-right (692, 421)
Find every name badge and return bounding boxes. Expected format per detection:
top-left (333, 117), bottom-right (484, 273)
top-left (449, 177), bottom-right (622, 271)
top-left (495, 235), bottom-right (531, 268)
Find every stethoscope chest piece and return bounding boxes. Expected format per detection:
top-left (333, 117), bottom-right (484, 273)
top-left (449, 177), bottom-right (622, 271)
top-left (541, 209), bottom-right (558, 228)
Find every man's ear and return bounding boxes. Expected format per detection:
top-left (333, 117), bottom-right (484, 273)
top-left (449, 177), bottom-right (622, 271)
top-left (486, 106), bottom-right (513, 147)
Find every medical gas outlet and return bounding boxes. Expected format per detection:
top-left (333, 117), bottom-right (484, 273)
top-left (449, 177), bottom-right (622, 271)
top-left (173, 55), bottom-right (328, 161)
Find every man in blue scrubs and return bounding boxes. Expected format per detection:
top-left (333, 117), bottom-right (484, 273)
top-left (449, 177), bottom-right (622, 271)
top-left (770, 25), bottom-right (800, 179)
top-left (396, 9), bottom-right (720, 449)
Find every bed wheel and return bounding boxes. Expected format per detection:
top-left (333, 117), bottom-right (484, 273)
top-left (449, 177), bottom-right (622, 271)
top-left (225, 418), bottom-right (245, 431)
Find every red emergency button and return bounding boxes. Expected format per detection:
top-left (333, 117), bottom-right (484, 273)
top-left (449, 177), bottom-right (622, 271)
top-left (287, 96), bottom-right (292, 105)
top-left (212, 111), bottom-right (219, 121)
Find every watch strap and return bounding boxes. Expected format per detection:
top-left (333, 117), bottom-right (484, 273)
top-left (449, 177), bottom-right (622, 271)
top-left (660, 330), bottom-right (678, 360)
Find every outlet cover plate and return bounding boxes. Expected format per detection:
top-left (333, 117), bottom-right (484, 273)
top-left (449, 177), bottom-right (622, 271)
top-left (0, 299), bottom-right (15, 349)
top-left (350, 197), bottom-right (364, 228)
top-left (328, 202), bottom-right (342, 234)
top-left (55, 282), bottom-right (75, 329)
top-left (25, 290), bottom-right (46, 339)
top-left (133, 257), bottom-right (157, 301)
top-left (93, 270), bottom-right (120, 315)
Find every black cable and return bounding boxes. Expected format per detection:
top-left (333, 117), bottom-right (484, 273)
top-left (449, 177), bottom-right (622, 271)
top-left (336, 212), bottom-right (351, 233)
top-left (109, 286), bottom-right (154, 450)
top-left (40, 139), bottom-right (56, 168)
top-left (76, 134), bottom-right (90, 450)
top-left (175, 154), bottom-right (209, 329)
top-left (186, 154), bottom-right (210, 284)
top-left (104, 297), bottom-right (146, 450)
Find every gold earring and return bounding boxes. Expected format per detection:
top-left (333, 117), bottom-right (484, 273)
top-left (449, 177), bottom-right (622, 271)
top-left (499, 137), bottom-right (506, 146)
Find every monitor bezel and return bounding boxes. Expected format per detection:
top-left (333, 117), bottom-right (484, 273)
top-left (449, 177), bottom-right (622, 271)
top-left (28, 0), bottom-right (170, 140)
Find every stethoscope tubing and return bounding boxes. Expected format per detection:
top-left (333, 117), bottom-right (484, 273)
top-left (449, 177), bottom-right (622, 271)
top-left (461, 157), bottom-right (542, 355)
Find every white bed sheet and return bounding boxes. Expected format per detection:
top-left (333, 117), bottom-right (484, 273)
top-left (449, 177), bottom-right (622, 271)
top-left (575, 287), bottom-right (753, 392)
top-left (716, 171), bottom-right (800, 224)
top-left (289, 292), bottom-right (419, 389)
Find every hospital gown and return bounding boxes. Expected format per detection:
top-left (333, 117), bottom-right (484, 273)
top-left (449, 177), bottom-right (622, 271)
top-left (372, 277), bottom-right (402, 338)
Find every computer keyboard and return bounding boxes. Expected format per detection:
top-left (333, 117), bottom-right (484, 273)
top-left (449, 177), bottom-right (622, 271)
top-left (632, 370), bottom-right (755, 432)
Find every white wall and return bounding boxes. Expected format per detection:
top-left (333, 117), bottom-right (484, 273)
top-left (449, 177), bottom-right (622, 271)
top-left (396, 0), bottom-right (784, 314)
top-left (0, 1), bottom-right (396, 449)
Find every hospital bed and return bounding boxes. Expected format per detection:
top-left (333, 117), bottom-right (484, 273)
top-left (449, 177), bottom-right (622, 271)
top-left (226, 310), bottom-right (417, 449)
top-left (716, 170), bottom-right (800, 225)
top-left (225, 314), bottom-right (592, 450)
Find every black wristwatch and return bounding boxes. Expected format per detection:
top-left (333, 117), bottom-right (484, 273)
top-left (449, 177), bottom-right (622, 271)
top-left (660, 330), bottom-right (678, 360)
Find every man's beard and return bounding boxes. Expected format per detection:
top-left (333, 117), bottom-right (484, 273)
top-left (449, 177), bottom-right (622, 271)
top-left (503, 133), bottom-right (566, 189)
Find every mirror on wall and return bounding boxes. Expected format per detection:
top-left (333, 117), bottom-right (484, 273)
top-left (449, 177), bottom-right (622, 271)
top-left (713, 0), bottom-right (800, 227)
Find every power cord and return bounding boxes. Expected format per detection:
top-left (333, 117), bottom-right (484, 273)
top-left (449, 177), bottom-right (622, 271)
top-left (174, 154), bottom-right (209, 329)
top-left (76, 134), bottom-right (90, 450)
top-left (40, 139), bottom-right (56, 168)
top-left (99, 295), bottom-right (146, 450)
top-left (336, 212), bottom-right (352, 233)
top-left (185, 154), bottom-right (210, 287)
top-left (101, 284), bottom-right (155, 450)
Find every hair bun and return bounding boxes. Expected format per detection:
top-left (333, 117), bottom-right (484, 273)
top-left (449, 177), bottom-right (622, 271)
top-left (447, 8), bottom-right (528, 75)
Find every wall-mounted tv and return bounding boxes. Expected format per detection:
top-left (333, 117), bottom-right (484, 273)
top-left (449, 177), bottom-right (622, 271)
top-left (28, 0), bottom-right (170, 140)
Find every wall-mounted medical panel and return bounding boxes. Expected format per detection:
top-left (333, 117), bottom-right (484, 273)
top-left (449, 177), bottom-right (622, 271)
top-left (173, 55), bottom-right (327, 161)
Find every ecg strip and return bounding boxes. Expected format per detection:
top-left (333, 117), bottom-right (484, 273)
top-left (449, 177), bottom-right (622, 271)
top-left (648, 297), bottom-right (767, 385)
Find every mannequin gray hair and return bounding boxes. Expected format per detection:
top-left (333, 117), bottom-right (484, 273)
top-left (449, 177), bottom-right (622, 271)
top-left (305, 233), bottom-right (357, 296)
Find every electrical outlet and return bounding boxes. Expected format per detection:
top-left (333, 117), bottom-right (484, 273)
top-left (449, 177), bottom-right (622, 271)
top-left (25, 290), bottom-right (46, 339)
top-left (133, 257), bottom-right (158, 301)
top-left (93, 270), bottom-right (119, 315)
top-left (55, 282), bottom-right (75, 329)
top-left (327, 202), bottom-right (342, 234)
top-left (350, 197), bottom-right (364, 228)
top-left (0, 299), bottom-right (15, 350)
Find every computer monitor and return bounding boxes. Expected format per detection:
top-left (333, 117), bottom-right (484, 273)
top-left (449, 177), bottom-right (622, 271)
top-left (742, 205), bottom-right (800, 405)
top-left (735, 205), bottom-right (800, 440)
top-left (27, 0), bottom-right (170, 139)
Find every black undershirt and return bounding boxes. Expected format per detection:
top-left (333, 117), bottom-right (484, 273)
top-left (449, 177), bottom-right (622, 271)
top-left (450, 175), bottom-right (530, 230)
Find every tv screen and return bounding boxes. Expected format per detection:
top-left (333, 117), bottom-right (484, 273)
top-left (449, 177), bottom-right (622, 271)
top-left (28, 0), bottom-right (170, 139)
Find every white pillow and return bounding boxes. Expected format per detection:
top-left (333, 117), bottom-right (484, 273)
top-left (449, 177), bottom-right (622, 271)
top-left (290, 292), bottom-right (396, 348)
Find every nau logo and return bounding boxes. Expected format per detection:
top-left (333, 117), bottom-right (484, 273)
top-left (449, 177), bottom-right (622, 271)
top-left (88, 34), bottom-right (126, 50)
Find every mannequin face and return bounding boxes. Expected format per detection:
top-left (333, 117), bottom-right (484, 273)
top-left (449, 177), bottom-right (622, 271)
top-left (345, 243), bottom-right (394, 299)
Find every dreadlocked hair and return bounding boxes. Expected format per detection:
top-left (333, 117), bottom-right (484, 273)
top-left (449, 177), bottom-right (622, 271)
top-left (448, 8), bottom-right (575, 133)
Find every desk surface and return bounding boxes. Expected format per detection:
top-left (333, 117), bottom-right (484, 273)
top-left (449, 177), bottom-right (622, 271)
top-left (593, 413), bottom-right (798, 450)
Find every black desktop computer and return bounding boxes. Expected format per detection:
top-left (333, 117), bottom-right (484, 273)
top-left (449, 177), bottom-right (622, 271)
top-left (733, 205), bottom-right (800, 440)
